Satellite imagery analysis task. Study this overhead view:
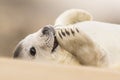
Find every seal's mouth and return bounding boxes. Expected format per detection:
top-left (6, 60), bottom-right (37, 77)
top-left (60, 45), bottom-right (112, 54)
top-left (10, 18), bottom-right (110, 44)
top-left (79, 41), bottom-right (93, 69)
top-left (42, 26), bottom-right (58, 52)
top-left (51, 36), bottom-right (58, 52)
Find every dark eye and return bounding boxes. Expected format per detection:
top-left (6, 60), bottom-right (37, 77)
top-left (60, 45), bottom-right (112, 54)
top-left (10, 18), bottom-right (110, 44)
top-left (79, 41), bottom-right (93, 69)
top-left (30, 47), bottom-right (36, 56)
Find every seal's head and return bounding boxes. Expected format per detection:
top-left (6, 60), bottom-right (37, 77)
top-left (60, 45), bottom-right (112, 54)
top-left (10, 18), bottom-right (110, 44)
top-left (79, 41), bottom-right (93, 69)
top-left (13, 25), bottom-right (58, 61)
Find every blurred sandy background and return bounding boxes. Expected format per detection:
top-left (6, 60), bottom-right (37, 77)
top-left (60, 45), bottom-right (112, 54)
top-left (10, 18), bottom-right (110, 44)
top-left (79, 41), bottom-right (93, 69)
top-left (0, 0), bottom-right (120, 57)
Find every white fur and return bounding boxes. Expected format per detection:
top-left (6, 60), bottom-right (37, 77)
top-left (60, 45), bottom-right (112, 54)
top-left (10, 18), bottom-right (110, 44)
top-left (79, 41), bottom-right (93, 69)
top-left (14, 26), bottom-right (80, 65)
top-left (55, 21), bottom-right (120, 67)
top-left (54, 9), bottom-right (120, 67)
top-left (14, 9), bottom-right (91, 65)
top-left (55, 9), bottom-right (92, 26)
top-left (51, 47), bottom-right (80, 65)
top-left (14, 9), bottom-right (120, 68)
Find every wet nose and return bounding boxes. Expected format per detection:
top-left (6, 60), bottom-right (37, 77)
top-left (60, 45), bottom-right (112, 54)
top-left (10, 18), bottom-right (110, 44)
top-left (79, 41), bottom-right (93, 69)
top-left (42, 26), bottom-right (50, 34)
top-left (42, 25), bottom-right (55, 35)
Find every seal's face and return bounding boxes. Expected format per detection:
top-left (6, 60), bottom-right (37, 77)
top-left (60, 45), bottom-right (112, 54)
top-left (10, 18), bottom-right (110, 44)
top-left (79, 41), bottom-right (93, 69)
top-left (13, 26), bottom-right (58, 61)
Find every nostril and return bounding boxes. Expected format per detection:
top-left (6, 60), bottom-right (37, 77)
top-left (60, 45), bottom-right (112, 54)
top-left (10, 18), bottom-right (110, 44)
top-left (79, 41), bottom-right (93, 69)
top-left (42, 26), bottom-right (50, 35)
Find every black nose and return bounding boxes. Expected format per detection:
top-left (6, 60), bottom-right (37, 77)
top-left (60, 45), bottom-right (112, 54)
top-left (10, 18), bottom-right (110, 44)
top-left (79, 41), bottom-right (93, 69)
top-left (42, 25), bottom-right (55, 35)
top-left (42, 26), bottom-right (50, 35)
